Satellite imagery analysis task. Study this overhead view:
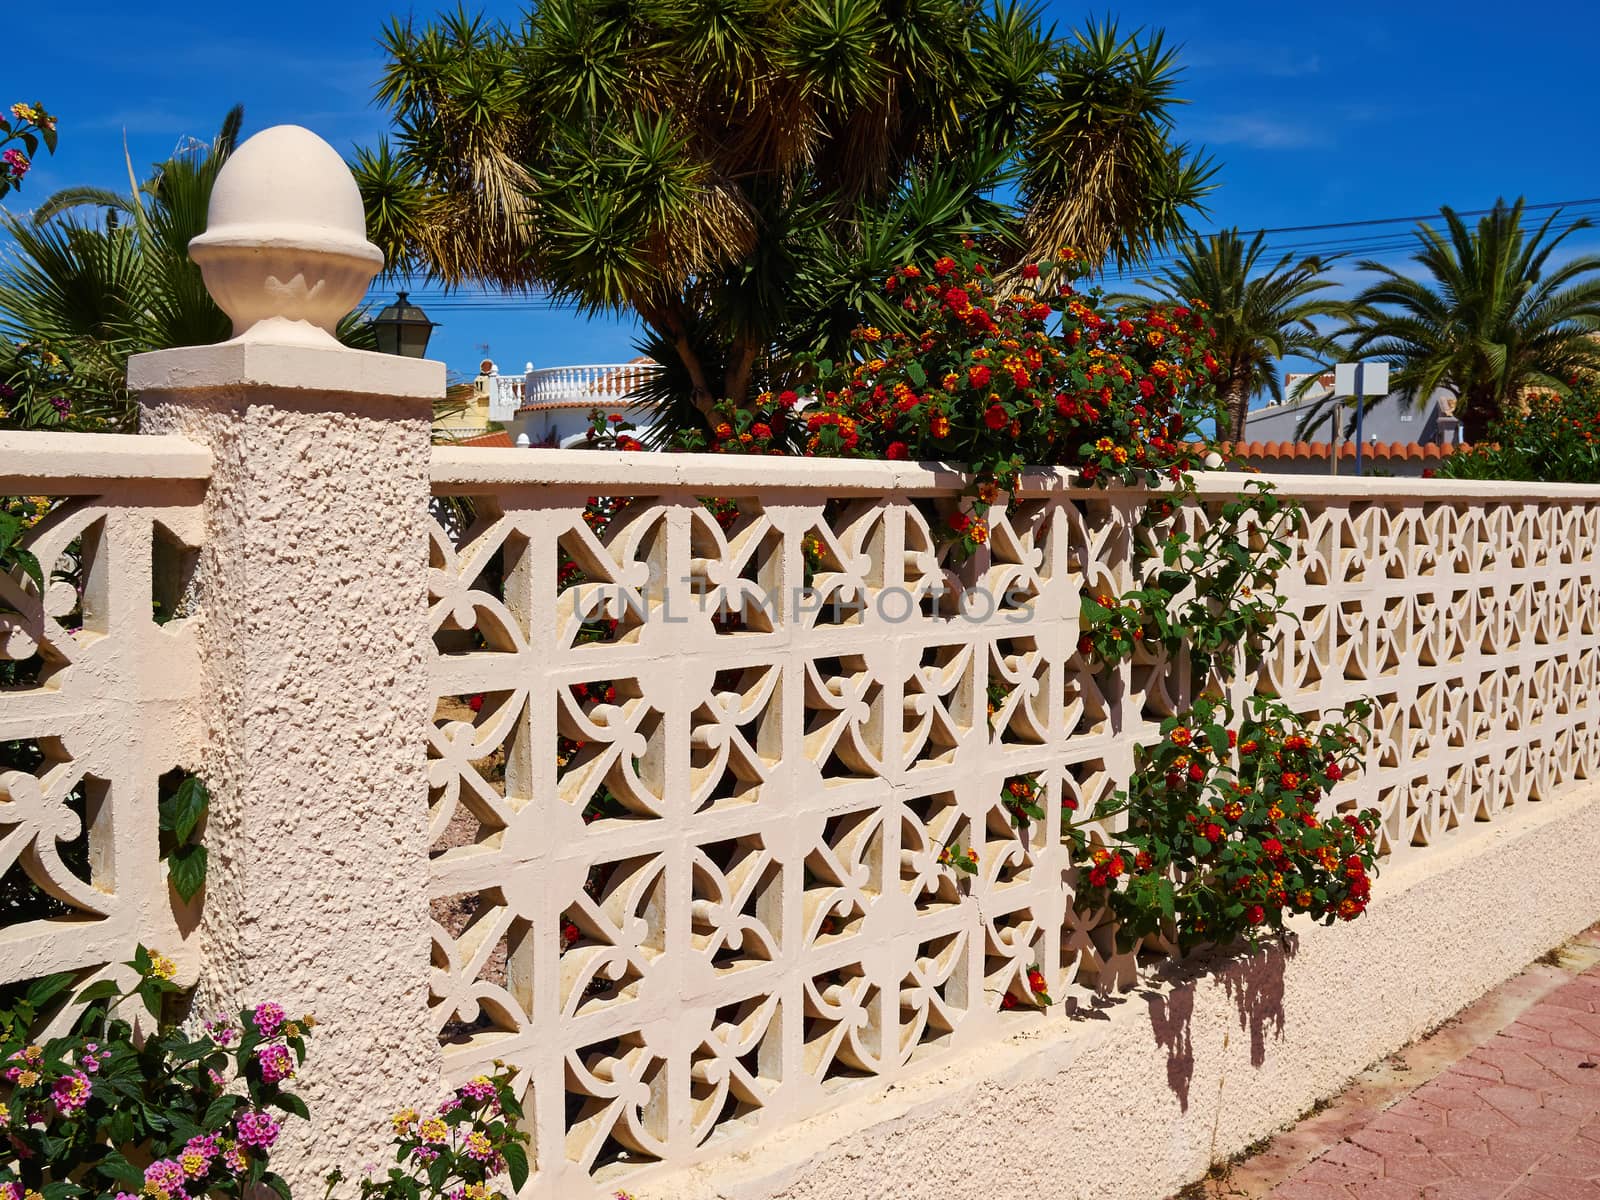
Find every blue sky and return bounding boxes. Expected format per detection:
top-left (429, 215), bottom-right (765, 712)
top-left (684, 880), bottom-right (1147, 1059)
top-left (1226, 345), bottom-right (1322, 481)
top-left (9, 0), bottom-right (1598, 382)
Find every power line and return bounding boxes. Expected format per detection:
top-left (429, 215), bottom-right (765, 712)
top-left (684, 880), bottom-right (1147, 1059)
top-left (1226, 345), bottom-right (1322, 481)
top-left (362, 195), bottom-right (1600, 312)
top-left (1196, 196), bottom-right (1600, 239)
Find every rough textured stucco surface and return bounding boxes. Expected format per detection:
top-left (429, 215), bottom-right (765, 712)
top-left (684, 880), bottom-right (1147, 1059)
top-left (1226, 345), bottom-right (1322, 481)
top-left (643, 784), bottom-right (1600, 1200)
top-left (139, 355), bottom-right (440, 1184)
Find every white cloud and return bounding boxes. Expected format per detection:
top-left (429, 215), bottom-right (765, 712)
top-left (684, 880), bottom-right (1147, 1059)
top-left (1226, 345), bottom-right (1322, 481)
top-left (1188, 113), bottom-right (1323, 150)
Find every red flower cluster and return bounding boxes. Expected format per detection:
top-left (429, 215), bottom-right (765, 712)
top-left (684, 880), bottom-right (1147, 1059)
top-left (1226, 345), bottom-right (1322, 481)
top-left (1064, 695), bottom-right (1379, 950)
top-left (690, 246), bottom-right (1226, 559)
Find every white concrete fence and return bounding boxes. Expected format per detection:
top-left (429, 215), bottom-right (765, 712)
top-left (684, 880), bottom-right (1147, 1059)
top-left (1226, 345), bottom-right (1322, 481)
top-left (5, 125), bottom-right (1600, 1200)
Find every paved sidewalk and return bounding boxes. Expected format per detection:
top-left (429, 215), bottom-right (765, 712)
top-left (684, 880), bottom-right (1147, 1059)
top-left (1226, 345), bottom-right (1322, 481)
top-left (1183, 929), bottom-right (1600, 1199)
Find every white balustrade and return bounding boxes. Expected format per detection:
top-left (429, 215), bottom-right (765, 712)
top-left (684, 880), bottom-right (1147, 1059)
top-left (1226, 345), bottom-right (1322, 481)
top-left (521, 362), bottom-right (660, 411)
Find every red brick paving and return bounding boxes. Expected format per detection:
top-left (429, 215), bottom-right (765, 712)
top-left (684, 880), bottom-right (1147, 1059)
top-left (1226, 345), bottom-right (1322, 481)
top-left (1268, 962), bottom-right (1600, 1199)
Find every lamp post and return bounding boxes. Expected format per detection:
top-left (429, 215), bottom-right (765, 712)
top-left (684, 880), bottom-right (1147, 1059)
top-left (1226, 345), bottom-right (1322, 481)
top-left (372, 291), bottom-right (438, 358)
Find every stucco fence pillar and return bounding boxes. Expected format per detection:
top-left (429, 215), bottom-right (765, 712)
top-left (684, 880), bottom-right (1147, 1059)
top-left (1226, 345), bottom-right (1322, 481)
top-left (128, 126), bottom-right (444, 1181)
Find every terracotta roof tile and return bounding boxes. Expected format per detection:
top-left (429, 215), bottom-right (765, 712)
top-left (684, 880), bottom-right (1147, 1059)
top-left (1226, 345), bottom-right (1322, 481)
top-left (457, 430), bottom-right (515, 448)
top-left (1224, 439), bottom-right (1462, 463)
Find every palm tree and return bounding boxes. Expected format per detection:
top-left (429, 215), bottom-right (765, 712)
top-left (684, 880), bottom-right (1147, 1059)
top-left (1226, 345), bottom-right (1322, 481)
top-left (357, 3), bottom-right (1216, 430)
top-left (1018, 24), bottom-right (1217, 272)
top-left (1343, 198), bottom-right (1600, 442)
top-left (0, 108), bottom-right (376, 431)
top-left (0, 109), bottom-right (242, 429)
top-left (1110, 229), bottom-right (1343, 443)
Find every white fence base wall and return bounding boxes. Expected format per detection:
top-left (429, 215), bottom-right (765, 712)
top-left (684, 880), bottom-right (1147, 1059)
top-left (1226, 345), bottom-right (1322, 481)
top-left (649, 781), bottom-right (1600, 1200)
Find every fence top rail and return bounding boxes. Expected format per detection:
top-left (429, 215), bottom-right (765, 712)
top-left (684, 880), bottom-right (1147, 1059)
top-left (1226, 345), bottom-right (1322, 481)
top-left (431, 444), bottom-right (1600, 502)
top-left (0, 431), bottom-right (212, 493)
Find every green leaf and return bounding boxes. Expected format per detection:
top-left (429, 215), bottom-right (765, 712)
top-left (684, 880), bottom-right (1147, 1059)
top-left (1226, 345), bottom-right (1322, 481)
top-left (168, 842), bottom-right (208, 901)
top-left (163, 775), bottom-right (210, 843)
top-left (427, 1153), bottom-right (450, 1190)
top-left (136, 979), bottom-right (163, 1020)
top-left (10, 546), bottom-right (42, 589)
top-left (1080, 595), bottom-right (1112, 621)
top-left (26, 969), bottom-right (78, 1009)
top-left (262, 1173), bottom-right (293, 1200)
top-left (905, 360), bottom-right (927, 388)
top-left (74, 979), bottom-right (122, 1005)
top-left (504, 1140), bottom-right (531, 1190)
top-left (274, 1090), bottom-right (310, 1120)
top-left (98, 1149), bottom-right (144, 1187)
top-left (203, 1093), bottom-right (243, 1128)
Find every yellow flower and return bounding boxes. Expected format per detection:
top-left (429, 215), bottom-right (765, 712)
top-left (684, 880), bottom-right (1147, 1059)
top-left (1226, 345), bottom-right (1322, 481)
top-left (0, 1101), bottom-right (9, 1125)
top-left (419, 1117), bottom-right (448, 1143)
top-left (16, 1069), bottom-right (38, 1087)
top-left (391, 1108), bottom-right (419, 1133)
top-left (148, 953), bottom-right (178, 981)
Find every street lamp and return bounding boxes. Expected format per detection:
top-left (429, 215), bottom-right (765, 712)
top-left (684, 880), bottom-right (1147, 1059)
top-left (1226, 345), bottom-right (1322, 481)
top-left (371, 291), bottom-right (438, 358)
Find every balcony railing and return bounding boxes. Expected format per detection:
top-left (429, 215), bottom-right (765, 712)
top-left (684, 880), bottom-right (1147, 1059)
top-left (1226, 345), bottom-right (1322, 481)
top-left (522, 361), bottom-right (659, 410)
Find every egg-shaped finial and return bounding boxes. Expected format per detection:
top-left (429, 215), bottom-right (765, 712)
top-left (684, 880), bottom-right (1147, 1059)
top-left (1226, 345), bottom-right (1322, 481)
top-left (189, 125), bottom-right (384, 347)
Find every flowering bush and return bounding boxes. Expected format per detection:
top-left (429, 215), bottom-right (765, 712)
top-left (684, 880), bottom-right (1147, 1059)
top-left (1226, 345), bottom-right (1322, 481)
top-left (0, 947), bottom-right (310, 1200)
top-left (1067, 695), bottom-right (1379, 951)
top-left (333, 1071), bottom-right (529, 1200)
top-left (0, 344), bottom-right (89, 432)
top-left (680, 246), bottom-right (1227, 559)
top-left (0, 102), bottom-right (55, 201)
top-left (657, 246), bottom-right (1379, 955)
top-left (0, 496), bottom-right (45, 592)
top-left (1082, 480), bottom-right (1296, 681)
top-left (1437, 387), bottom-right (1600, 483)
top-left (582, 407), bottom-right (646, 452)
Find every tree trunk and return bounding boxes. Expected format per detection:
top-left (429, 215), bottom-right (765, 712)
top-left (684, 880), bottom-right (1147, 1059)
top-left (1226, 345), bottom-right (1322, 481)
top-left (1461, 403), bottom-right (1495, 446)
top-left (641, 299), bottom-right (716, 425)
top-left (1223, 373), bottom-right (1252, 444)
top-left (724, 335), bottom-right (759, 413)
top-left (1460, 386), bottom-right (1501, 445)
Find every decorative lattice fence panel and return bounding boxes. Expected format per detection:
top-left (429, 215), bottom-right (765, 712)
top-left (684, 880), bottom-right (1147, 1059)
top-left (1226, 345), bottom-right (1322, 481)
top-left (426, 454), bottom-right (1600, 1197)
top-left (0, 436), bottom-right (210, 1024)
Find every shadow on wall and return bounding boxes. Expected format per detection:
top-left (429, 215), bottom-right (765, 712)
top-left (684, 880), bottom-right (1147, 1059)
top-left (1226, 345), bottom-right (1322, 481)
top-left (1144, 937), bottom-right (1295, 1110)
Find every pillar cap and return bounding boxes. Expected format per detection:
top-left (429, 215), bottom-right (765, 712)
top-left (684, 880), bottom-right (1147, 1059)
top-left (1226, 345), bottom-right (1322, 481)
top-left (130, 339), bottom-right (443, 401)
top-left (189, 125), bottom-right (383, 348)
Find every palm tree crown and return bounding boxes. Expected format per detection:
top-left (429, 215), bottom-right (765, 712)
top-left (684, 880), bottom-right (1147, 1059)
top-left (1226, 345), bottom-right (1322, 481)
top-left (0, 108), bottom-right (376, 431)
top-left (0, 109), bottom-right (242, 429)
top-left (1111, 229), bottom-right (1342, 442)
top-left (360, 2), bottom-right (1217, 428)
top-left (1343, 198), bottom-right (1600, 442)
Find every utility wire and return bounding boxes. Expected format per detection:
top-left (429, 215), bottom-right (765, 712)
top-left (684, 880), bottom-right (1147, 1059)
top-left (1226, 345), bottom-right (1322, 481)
top-left (363, 196), bottom-right (1600, 311)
